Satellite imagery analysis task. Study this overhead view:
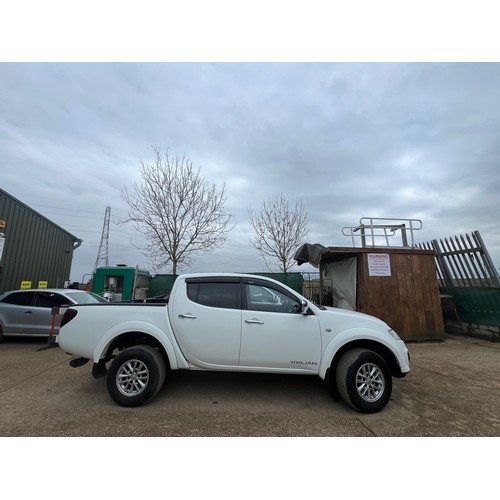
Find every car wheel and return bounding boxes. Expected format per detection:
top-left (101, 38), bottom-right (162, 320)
top-left (0, 325), bottom-right (4, 343)
top-left (336, 348), bottom-right (392, 413)
top-left (107, 345), bottom-right (166, 407)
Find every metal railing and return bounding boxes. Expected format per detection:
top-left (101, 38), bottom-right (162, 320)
top-left (342, 217), bottom-right (423, 248)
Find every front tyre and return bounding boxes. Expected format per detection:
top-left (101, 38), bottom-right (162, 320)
top-left (107, 345), bottom-right (166, 407)
top-left (336, 348), bottom-right (392, 413)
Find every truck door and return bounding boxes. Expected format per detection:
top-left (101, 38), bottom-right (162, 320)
top-left (239, 280), bottom-right (321, 371)
top-left (170, 277), bottom-right (242, 367)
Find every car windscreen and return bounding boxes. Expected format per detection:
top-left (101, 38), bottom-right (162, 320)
top-left (64, 292), bottom-right (109, 304)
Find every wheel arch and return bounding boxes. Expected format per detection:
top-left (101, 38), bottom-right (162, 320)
top-left (93, 323), bottom-right (181, 371)
top-left (105, 332), bottom-right (171, 367)
top-left (322, 336), bottom-right (405, 399)
top-left (329, 339), bottom-right (403, 376)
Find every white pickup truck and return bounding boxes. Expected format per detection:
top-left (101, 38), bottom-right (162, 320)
top-left (58, 273), bottom-right (410, 413)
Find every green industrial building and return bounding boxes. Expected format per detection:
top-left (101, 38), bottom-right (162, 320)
top-left (0, 188), bottom-right (82, 294)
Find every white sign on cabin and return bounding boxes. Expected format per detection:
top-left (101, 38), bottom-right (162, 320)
top-left (368, 253), bottom-right (391, 276)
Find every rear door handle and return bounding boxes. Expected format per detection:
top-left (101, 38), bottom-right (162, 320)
top-left (245, 318), bottom-right (264, 325)
top-left (25, 310), bottom-right (33, 315)
top-left (178, 313), bottom-right (197, 319)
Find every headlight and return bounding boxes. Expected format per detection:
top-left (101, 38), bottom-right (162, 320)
top-left (388, 328), bottom-right (401, 341)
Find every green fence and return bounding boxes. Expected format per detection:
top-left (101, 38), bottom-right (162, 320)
top-left (148, 274), bottom-right (178, 297)
top-left (252, 272), bottom-right (305, 294)
top-left (441, 286), bottom-right (500, 327)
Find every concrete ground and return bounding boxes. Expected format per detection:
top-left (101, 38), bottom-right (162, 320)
top-left (0, 333), bottom-right (499, 437)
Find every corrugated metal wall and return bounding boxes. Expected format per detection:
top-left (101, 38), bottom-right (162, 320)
top-left (0, 189), bottom-right (81, 293)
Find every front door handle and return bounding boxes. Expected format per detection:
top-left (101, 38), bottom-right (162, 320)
top-left (25, 310), bottom-right (33, 315)
top-left (245, 318), bottom-right (264, 325)
top-left (178, 313), bottom-right (197, 319)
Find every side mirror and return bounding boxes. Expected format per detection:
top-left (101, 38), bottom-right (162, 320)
top-left (300, 299), bottom-right (309, 315)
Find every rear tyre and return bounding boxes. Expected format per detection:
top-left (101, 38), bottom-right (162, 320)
top-left (336, 348), bottom-right (392, 413)
top-left (107, 345), bottom-right (166, 407)
top-left (0, 325), bottom-right (4, 343)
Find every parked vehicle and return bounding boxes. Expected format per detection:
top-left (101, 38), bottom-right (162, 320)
top-left (0, 288), bottom-right (107, 341)
top-left (58, 273), bottom-right (410, 413)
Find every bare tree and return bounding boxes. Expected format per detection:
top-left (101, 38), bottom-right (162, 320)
top-left (121, 147), bottom-right (233, 275)
top-left (249, 194), bottom-right (309, 273)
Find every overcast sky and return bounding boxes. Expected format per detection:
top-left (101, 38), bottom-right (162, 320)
top-left (2, 61), bottom-right (500, 282)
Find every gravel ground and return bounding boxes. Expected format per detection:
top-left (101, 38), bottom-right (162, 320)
top-left (2, 333), bottom-right (498, 500)
top-left (0, 333), bottom-right (499, 437)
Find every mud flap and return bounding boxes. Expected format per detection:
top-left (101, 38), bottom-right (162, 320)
top-left (92, 359), bottom-right (108, 379)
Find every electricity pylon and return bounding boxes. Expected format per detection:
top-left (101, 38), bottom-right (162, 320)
top-left (93, 206), bottom-right (111, 273)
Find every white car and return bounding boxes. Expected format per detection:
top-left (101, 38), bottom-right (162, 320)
top-left (0, 288), bottom-right (107, 341)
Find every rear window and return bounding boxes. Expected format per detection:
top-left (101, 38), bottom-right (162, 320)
top-left (1, 291), bottom-right (34, 306)
top-left (64, 292), bottom-right (108, 304)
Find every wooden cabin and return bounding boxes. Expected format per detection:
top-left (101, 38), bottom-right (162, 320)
top-left (318, 247), bottom-right (445, 342)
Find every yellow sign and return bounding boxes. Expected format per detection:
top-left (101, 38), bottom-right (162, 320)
top-left (20, 281), bottom-right (32, 289)
top-left (38, 281), bottom-right (48, 289)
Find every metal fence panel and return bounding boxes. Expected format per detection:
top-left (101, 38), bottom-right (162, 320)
top-left (418, 230), bottom-right (500, 288)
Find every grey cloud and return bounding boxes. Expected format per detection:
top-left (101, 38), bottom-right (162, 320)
top-left (1, 62), bottom-right (499, 279)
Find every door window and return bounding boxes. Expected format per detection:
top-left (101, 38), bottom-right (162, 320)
top-left (33, 292), bottom-right (68, 308)
top-left (187, 282), bottom-right (240, 309)
top-left (245, 283), bottom-right (301, 313)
